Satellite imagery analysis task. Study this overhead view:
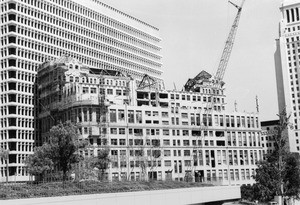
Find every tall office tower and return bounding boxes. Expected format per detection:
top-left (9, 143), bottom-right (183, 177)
top-left (0, 0), bottom-right (162, 181)
top-left (275, 0), bottom-right (300, 153)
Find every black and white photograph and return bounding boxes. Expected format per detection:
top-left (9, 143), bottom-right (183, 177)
top-left (0, 0), bottom-right (300, 204)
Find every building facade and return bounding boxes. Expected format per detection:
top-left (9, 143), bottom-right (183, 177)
top-left (0, 0), bottom-right (162, 181)
top-left (260, 120), bottom-right (279, 160)
top-left (275, 0), bottom-right (300, 153)
top-left (37, 57), bottom-right (262, 184)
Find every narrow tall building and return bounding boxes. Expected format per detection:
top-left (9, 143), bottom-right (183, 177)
top-left (275, 0), bottom-right (300, 153)
top-left (0, 0), bottom-right (162, 181)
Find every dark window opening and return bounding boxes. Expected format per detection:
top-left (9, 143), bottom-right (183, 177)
top-left (8, 59), bottom-right (16, 67)
top-left (8, 82), bottom-right (16, 90)
top-left (9, 155), bottom-right (17, 164)
top-left (8, 36), bottom-right (16, 44)
top-left (8, 130), bottom-right (16, 139)
top-left (216, 140), bottom-right (225, 146)
top-left (287, 10), bottom-right (290, 23)
top-left (159, 93), bottom-right (168, 99)
top-left (8, 48), bottom-right (16, 55)
top-left (8, 3), bottom-right (16, 10)
top-left (8, 118), bottom-right (16, 126)
top-left (8, 142), bottom-right (16, 151)
top-left (8, 25), bottom-right (16, 32)
top-left (8, 14), bottom-right (16, 21)
top-left (211, 150), bottom-right (215, 168)
top-left (216, 131), bottom-right (224, 137)
top-left (8, 71), bottom-right (16, 78)
top-left (8, 94), bottom-right (16, 102)
top-left (8, 106), bottom-right (16, 114)
top-left (9, 166), bottom-right (16, 176)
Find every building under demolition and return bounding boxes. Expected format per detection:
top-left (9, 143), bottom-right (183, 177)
top-left (36, 56), bottom-right (262, 184)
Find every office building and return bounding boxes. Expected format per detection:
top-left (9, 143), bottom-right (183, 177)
top-left (0, 0), bottom-right (162, 181)
top-left (275, 0), bottom-right (300, 153)
top-left (37, 56), bottom-right (262, 184)
top-left (260, 120), bottom-right (279, 160)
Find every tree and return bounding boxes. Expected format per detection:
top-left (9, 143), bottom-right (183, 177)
top-left (0, 148), bottom-right (9, 183)
top-left (78, 156), bottom-right (98, 181)
top-left (92, 147), bottom-right (110, 181)
top-left (25, 144), bottom-right (54, 181)
top-left (48, 121), bottom-right (84, 181)
top-left (253, 109), bottom-right (300, 203)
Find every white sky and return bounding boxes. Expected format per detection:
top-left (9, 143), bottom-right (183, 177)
top-left (100, 0), bottom-right (282, 121)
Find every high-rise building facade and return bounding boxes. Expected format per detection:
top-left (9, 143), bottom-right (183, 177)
top-left (260, 120), bottom-right (279, 160)
top-left (0, 0), bottom-right (162, 181)
top-left (36, 57), bottom-right (262, 184)
top-left (275, 0), bottom-right (300, 153)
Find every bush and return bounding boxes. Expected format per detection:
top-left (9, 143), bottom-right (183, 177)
top-left (241, 184), bottom-right (255, 201)
top-left (0, 180), bottom-right (212, 200)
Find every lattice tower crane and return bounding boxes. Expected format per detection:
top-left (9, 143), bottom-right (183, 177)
top-left (214, 0), bottom-right (245, 84)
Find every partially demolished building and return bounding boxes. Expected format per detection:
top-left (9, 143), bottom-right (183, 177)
top-left (37, 56), bottom-right (262, 184)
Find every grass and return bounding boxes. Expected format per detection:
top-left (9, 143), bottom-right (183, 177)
top-left (0, 180), bottom-right (213, 200)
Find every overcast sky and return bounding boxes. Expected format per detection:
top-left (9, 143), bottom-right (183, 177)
top-left (100, 0), bottom-right (281, 121)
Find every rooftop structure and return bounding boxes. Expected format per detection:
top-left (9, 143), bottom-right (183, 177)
top-left (36, 57), bottom-right (262, 184)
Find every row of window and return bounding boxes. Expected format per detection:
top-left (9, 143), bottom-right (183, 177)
top-left (0, 93), bottom-right (33, 105)
top-left (0, 70), bottom-right (35, 83)
top-left (0, 130), bottom-right (33, 141)
top-left (0, 118), bottom-right (34, 128)
top-left (0, 59), bottom-right (38, 72)
top-left (1, 23), bottom-right (159, 77)
top-left (0, 165), bottom-right (28, 177)
top-left (0, 81), bottom-right (34, 93)
top-left (108, 148), bottom-right (261, 167)
top-left (17, 0), bottom-right (160, 43)
top-left (0, 105), bottom-right (34, 117)
top-left (286, 7), bottom-right (300, 23)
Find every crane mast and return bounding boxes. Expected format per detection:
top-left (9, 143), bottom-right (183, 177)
top-left (215, 0), bottom-right (245, 83)
top-left (183, 0), bottom-right (245, 92)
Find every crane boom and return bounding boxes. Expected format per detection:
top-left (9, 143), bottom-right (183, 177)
top-left (215, 0), bottom-right (245, 82)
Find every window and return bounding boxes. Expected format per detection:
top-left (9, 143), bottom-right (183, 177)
top-left (116, 90), bottom-right (122, 95)
top-left (162, 112), bottom-right (168, 117)
top-left (163, 140), bottom-right (170, 146)
top-left (183, 140), bottom-right (190, 146)
top-left (165, 160), bottom-right (171, 167)
top-left (111, 139), bottom-right (117, 145)
top-left (107, 89), bottom-right (113, 95)
top-left (184, 150), bottom-right (190, 156)
top-left (110, 128), bottom-right (117, 134)
top-left (119, 128), bottom-right (125, 135)
top-left (119, 139), bottom-right (126, 145)
top-left (91, 87), bottom-right (96, 93)
top-left (118, 110), bottom-right (125, 121)
top-left (128, 110), bottom-right (134, 123)
top-left (163, 129), bottom-right (169, 136)
top-left (110, 109), bottom-right (116, 122)
top-left (164, 150), bottom-right (171, 156)
top-left (83, 87), bottom-right (89, 94)
top-left (183, 130), bottom-right (189, 136)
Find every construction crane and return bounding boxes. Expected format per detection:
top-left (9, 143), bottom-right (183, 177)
top-left (184, 0), bottom-right (245, 91)
top-left (214, 0), bottom-right (245, 84)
